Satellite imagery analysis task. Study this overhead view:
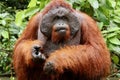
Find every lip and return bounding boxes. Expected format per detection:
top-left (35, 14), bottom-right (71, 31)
top-left (55, 27), bottom-right (67, 32)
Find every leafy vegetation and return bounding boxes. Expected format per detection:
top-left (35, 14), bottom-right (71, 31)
top-left (0, 3), bottom-right (15, 75)
top-left (0, 0), bottom-right (120, 79)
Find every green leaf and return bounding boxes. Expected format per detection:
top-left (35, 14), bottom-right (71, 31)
top-left (112, 55), bottom-right (119, 64)
top-left (109, 43), bottom-right (120, 54)
top-left (106, 33), bottom-right (116, 38)
top-left (39, 1), bottom-right (45, 10)
top-left (109, 37), bottom-right (120, 45)
top-left (28, 0), bottom-right (37, 8)
top-left (97, 22), bottom-right (103, 30)
top-left (114, 10), bottom-right (120, 15)
top-left (102, 27), bottom-right (120, 34)
top-left (25, 7), bottom-right (39, 18)
top-left (113, 16), bottom-right (120, 24)
top-left (116, 73), bottom-right (120, 78)
top-left (0, 13), bottom-right (8, 18)
top-left (108, 44), bottom-right (115, 51)
top-left (98, 7), bottom-right (110, 18)
top-left (88, 0), bottom-right (99, 9)
top-left (95, 10), bottom-right (109, 25)
top-left (114, 46), bottom-right (120, 54)
top-left (15, 11), bottom-right (25, 26)
top-left (10, 77), bottom-right (15, 80)
top-left (45, 0), bottom-right (50, 4)
top-left (1, 31), bottom-right (9, 39)
top-left (106, 0), bottom-right (116, 9)
top-left (1, 20), bottom-right (6, 26)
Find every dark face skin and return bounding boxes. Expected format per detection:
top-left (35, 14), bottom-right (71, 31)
top-left (39, 6), bottom-right (80, 56)
top-left (40, 7), bottom-right (80, 40)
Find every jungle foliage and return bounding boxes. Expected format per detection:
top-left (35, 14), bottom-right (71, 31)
top-left (0, 0), bottom-right (120, 79)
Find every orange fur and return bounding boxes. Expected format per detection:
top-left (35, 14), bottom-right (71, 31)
top-left (13, 0), bottom-right (111, 80)
top-left (44, 12), bottom-right (111, 80)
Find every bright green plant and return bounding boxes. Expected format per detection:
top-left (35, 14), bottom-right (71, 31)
top-left (0, 2), bottom-right (20, 75)
top-left (15, 0), bottom-right (50, 27)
